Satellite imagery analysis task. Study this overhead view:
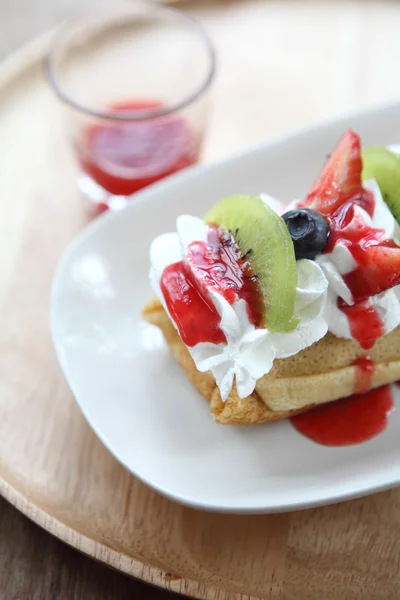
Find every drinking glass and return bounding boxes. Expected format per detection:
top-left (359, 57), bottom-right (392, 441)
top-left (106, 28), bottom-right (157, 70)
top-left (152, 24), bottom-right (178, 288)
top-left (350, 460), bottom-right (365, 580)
top-left (45, 1), bottom-right (216, 215)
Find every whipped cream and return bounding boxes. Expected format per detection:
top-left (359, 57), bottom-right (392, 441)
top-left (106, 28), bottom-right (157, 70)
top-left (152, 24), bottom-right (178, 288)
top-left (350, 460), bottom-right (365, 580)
top-left (262, 179), bottom-right (400, 342)
top-left (150, 215), bottom-right (328, 401)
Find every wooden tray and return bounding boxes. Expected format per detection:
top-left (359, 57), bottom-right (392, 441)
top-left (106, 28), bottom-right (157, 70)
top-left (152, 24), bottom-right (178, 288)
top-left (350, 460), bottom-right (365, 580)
top-left (2, 2), bottom-right (400, 598)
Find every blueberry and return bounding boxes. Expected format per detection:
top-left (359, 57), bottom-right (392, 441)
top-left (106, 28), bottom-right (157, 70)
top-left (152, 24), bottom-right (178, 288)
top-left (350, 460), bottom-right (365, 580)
top-left (282, 208), bottom-right (329, 260)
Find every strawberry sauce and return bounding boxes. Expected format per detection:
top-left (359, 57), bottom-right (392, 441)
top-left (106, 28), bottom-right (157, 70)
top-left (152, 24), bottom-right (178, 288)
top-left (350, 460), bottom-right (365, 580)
top-left (160, 226), bottom-right (263, 346)
top-left (291, 385), bottom-right (394, 446)
top-left (353, 355), bottom-right (376, 394)
top-left (326, 200), bottom-right (400, 302)
top-left (187, 225), bottom-right (264, 327)
top-left (161, 261), bottom-right (226, 347)
top-left (338, 298), bottom-right (385, 350)
top-left (323, 193), bottom-right (391, 349)
top-left (79, 100), bottom-right (199, 197)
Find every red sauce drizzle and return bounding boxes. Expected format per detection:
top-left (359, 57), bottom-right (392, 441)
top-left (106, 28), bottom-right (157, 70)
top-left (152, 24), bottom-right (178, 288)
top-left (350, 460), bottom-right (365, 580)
top-left (160, 261), bottom-right (226, 347)
top-left (79, 100), bottom-right (199, 197)
top-left (353, 355), bottom-right (376, 394)
top-left (325, 198), bottom-right (392, 301)
top-left (337, 298), bottom-right (385, 350)
top-left (291, 385), bottom-right (393, 446)
top-left (187, 225), bottom-right (264, 327)
top-left (160, 226), bottom-right (263, 346)
top-left (349, 188), bottom-right (375, 218)
top-left (322, 191), bottom-right (394, 349)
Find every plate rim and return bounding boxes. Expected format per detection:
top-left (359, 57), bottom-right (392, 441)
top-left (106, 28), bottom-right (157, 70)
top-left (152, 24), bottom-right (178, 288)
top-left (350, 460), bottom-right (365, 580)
top-left (51, 98), bottom-right (400, 514)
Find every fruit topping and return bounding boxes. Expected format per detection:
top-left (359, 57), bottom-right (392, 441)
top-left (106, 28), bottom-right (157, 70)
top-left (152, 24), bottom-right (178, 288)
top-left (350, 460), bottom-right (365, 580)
top-left (299, 129), bottom-right (400, 349)
top-left (341, 241), bottom-right (400, 300)
top-left (304, 129), bottom-right (370, 216)
top-left (186, 225), bottom-right (265, 328)
top-left (160, 261), bottom-right (227, 347)
top-left (362, 146), bottom-right (400, 224)
top-left (204, 195), bottom-right (299, 333)
top-left (282, 208), bottom-right (329, 260)
top-left (302, 129), bottom-right (400, 301)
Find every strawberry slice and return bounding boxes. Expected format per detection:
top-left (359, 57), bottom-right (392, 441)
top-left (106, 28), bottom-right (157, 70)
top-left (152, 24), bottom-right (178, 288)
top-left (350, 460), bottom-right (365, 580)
top-left (343, 242), bottom-right (400, 301)
top-left (304, 129), bottom-right (363, 216)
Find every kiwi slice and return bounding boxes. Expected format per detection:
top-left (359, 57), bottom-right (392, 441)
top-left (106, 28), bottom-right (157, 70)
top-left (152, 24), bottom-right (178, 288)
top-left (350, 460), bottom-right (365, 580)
top-left (362, 146), bottom-right (400, 223)
top-left (204, 195), bottom-right (299, 333)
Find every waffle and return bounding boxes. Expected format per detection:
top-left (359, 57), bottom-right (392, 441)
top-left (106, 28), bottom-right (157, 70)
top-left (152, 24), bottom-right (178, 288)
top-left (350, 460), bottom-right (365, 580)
top-left (142, 297), bottom-right (400, 425)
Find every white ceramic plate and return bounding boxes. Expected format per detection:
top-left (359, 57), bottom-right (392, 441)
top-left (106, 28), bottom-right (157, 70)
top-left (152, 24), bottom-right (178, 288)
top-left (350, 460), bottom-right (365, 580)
top-left (51, 102), bottom-right (400, 513)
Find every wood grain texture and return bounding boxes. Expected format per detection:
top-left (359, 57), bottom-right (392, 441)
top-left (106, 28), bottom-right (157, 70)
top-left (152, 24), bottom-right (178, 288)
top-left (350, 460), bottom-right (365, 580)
top-left (0, 496), bottom-right (180, 600)
top-left (3, 1), bottom-right (400, 599)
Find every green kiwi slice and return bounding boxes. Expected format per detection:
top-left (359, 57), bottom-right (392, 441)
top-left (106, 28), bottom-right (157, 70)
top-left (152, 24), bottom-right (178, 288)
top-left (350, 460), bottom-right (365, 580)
top-left (204, 195), bottom-right (299, 333)
top-left (362, 146), bottom-right (400, 223)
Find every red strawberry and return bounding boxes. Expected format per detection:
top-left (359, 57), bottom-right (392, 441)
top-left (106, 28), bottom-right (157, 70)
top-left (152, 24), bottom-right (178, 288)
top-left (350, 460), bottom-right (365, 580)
top-left (304, 129), bottom-right (363, 216)
top-left (343, 242), bottom-right (400, 301)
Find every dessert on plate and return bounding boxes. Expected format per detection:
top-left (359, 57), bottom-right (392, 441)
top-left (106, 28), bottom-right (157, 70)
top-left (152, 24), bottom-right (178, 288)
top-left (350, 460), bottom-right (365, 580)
top-left (143, 130), bottom-right (400, 425)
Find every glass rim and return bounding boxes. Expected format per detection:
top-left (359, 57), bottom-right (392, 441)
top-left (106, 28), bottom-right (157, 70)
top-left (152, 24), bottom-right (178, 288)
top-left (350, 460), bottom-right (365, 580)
top-left (44, 2), bottom-right (216, 122)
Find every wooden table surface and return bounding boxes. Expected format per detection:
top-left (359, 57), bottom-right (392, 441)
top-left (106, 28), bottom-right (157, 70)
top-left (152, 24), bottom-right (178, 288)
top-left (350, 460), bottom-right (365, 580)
top-left (0, 497), bottom-right (181, 599)
top-left (3, 0), bottom-right (400, 598)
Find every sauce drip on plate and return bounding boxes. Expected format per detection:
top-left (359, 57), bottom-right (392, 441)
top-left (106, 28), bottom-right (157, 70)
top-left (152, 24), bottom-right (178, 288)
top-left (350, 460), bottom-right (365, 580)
top-left (291, 385), bottom-right (394, 447)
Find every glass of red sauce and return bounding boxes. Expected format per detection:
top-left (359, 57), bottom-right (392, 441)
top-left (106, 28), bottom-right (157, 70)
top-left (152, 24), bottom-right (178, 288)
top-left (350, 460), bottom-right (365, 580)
top-left (45, 1), bottom-right (216, 216)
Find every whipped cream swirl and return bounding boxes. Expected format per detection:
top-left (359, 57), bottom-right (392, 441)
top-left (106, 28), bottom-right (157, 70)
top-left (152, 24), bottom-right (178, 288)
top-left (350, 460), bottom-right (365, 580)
top-left (150, 215), bottom-right (328, 401)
